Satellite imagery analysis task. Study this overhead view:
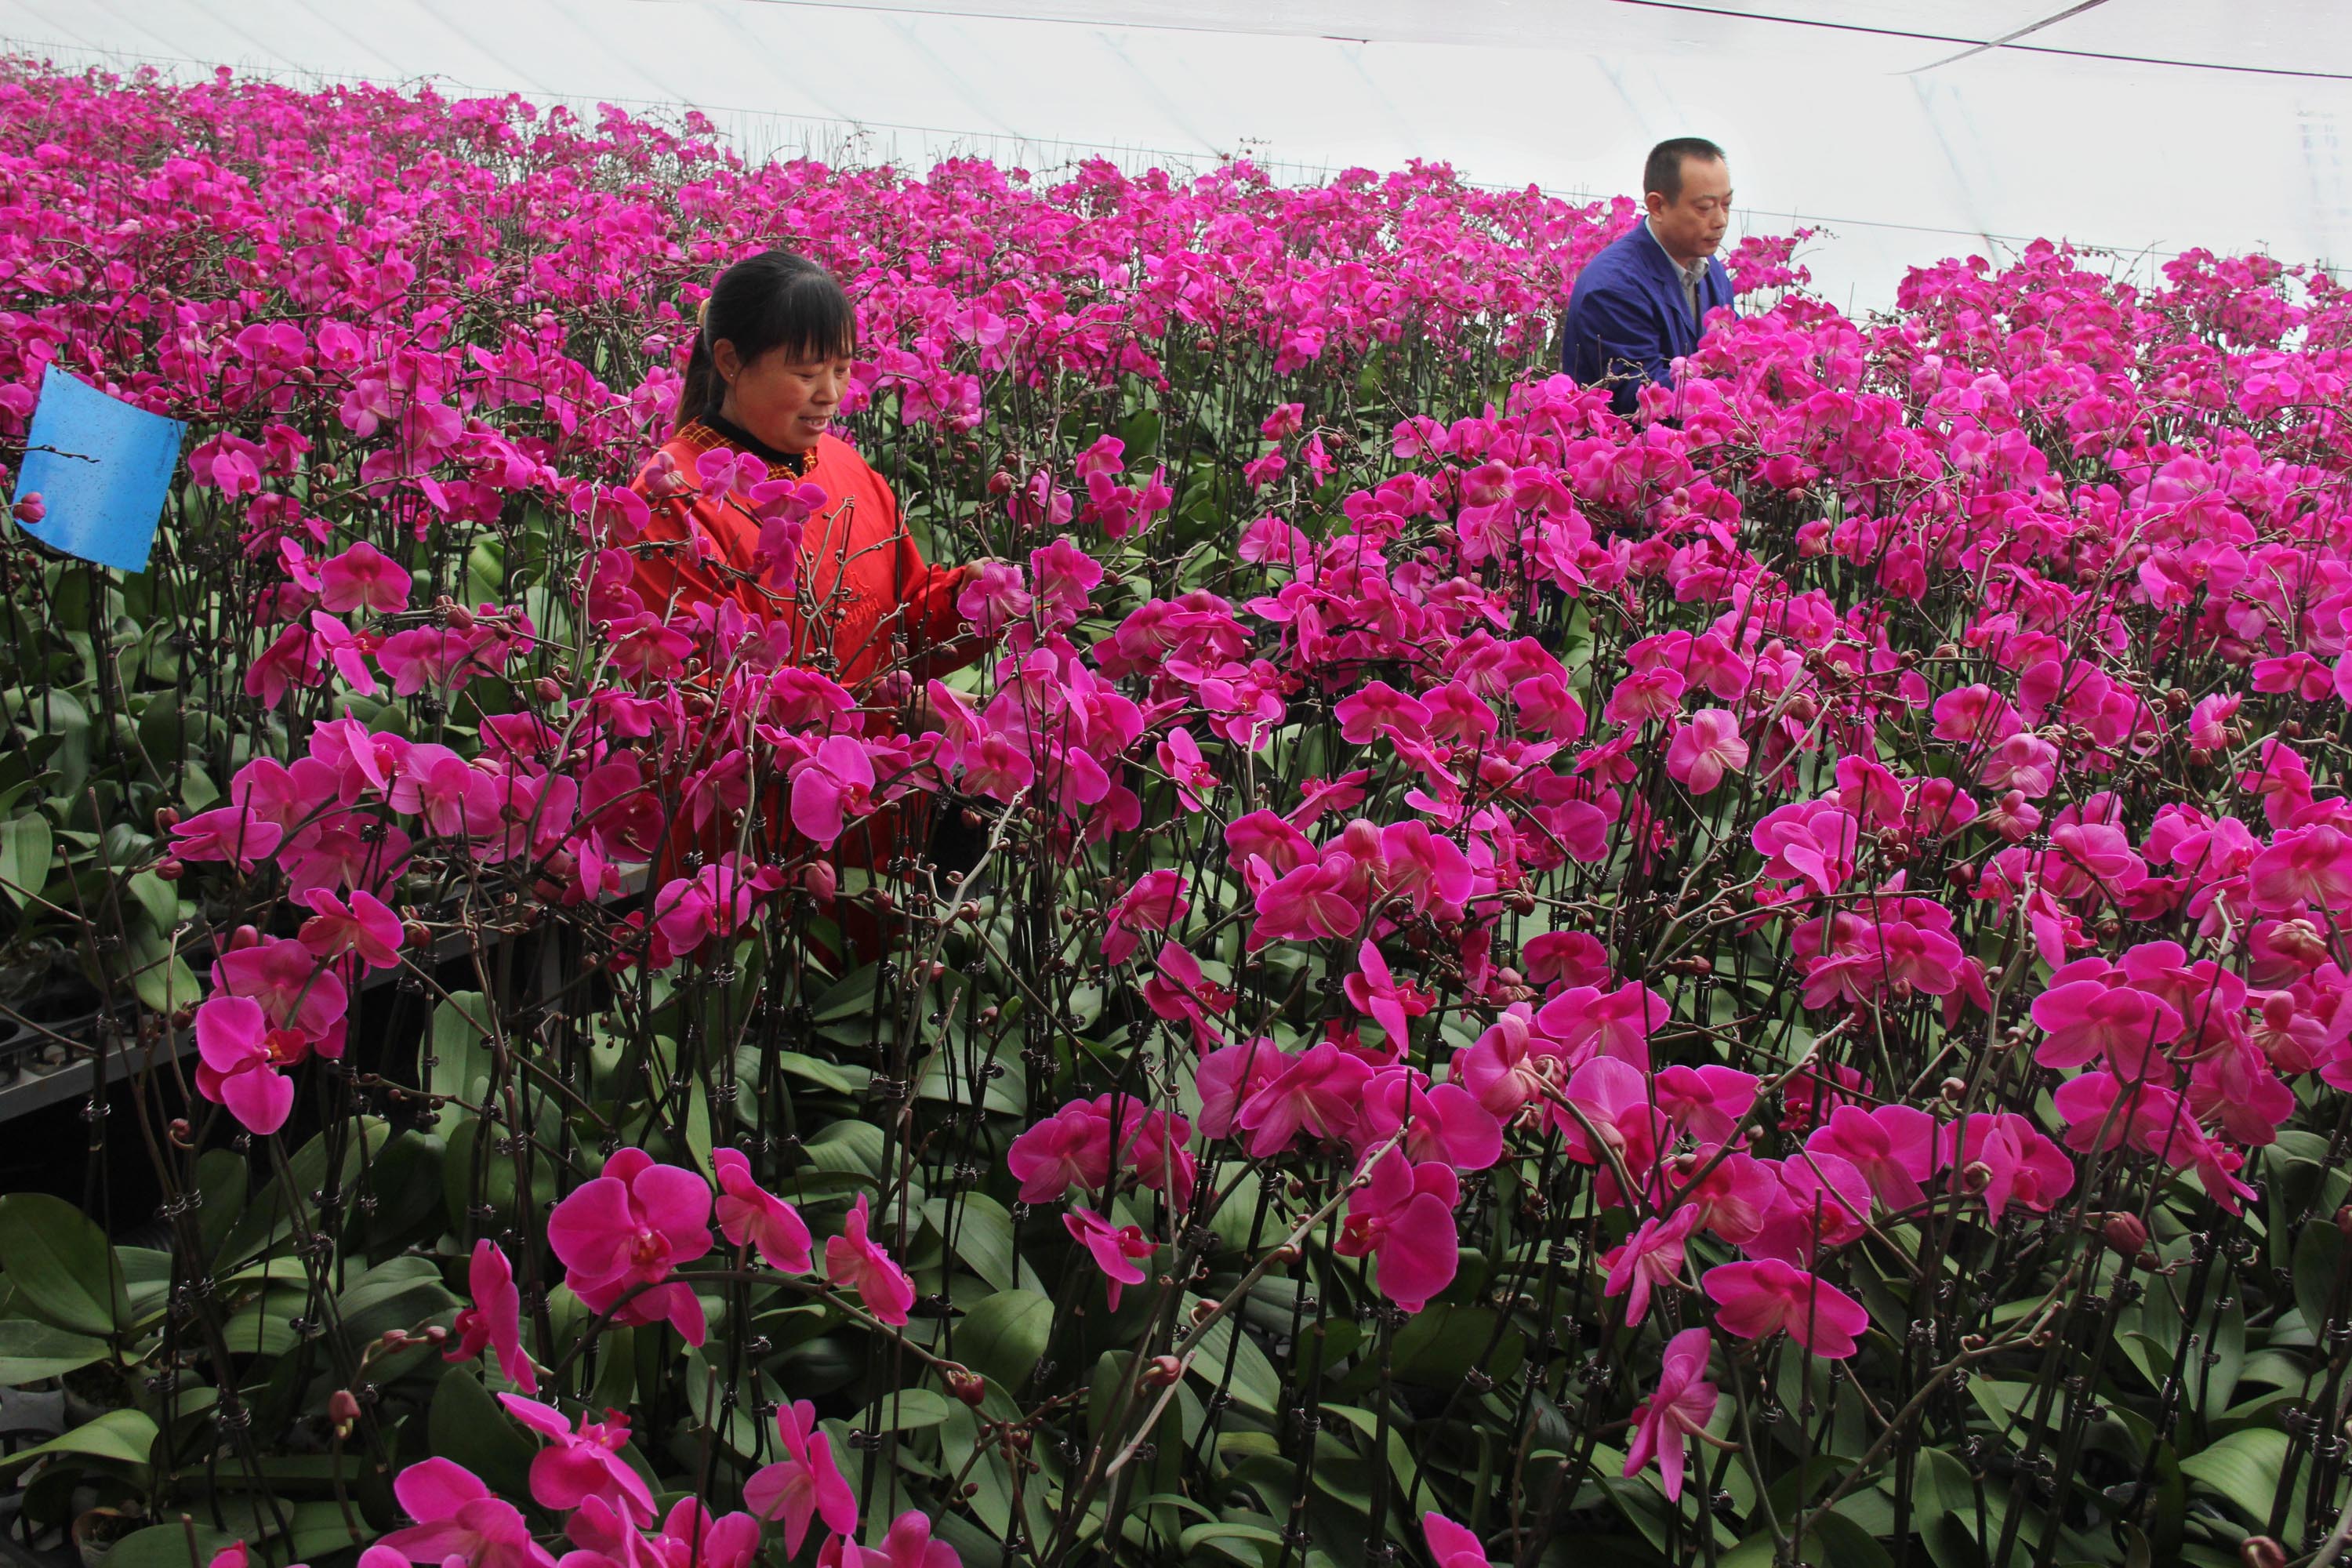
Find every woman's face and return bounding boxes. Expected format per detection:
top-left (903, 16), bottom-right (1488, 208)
top-left (714, 340), bottom-right (851, 454)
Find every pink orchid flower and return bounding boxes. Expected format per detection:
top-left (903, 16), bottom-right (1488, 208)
top-left (296, 886), bottom-right (405, 971)
top-left (1123, 1106), bottom-right (1198, 1207)
top-left (1552, 1056), bottom-right (1667, 1176)
top-left (959, 734), bottom-right (1035, 801)
top-left (170, 805), bottom-right (286, 873)
top-left (817, 1510), bottom-right (961, 1568)
top-left (1140, 940), bottom-right (1236, 1051)
top-left (1344, 939), bottom-right (1436, 1048)
top-left (1978, 731), bottom-right (2060, 797)
top-left (1747, 1152), bottom-right (1875, 1266)
top-left (1334, 1146), bottom-right (1461, 1312)
top-left (445, 1238), bottom-right (536, 1394)
top-left (1250, 854), bottom-right (1369, 947)
top-left (1805, 1103), bottom-right (1937, 1211)
top-left (1336, 680), bottom-right (1432, 743)
top-left (245, 622), bottom-right (322, 707)
top-left (1534, 981), bottom-right (1670, 1069)
top-left (694, 445), bottom-right (768, 498)
top-left (1029, 538), bottom-right (1104, 624)
top-left (307, 612), bottom-right (381, 694)
top-left (376, 626), bottom-right (492, 697)
top-left (1155, 726), bottom-right (1218, 811)
top-left (1750, 800), bottom-right (1860, 898)
top-left (645, 1500), bottom-right (762, 1568)
top-left (499, 1393), bottom-right (656, 1523)
top-left (1063, 1207), bottom-right (1158, 1309)
top-left (385, 743), bottom-right (500, 837)
top-left (824, 1193), bottom-right (916, 1326)
top-left (1703, 1258), bottom-right (1871, 1359)
top-left (1355, 1068), bottom-right (1504, 1171)
top-left (2188, 1035), bottom-right (2297, 1146)
top-left (192, 994), bottom-right (299, 1135)
top-left (955, 560), bottom-right (1033, 635)
top-left (1102, 870), bottom-right (1189, 965)
top-left (1521, 931), bottom-right (1613, 989)
top-left (1421, 1512), bottom-right (1491, 1568)
top-left (2052, 1070), bottom-right (2191, 1157)
top-left (554, 1495), bottom-right (647, 1568)
top-left (1452, 1011), bottom-right (1568, 1120)
top-left (750, 477), bottom-right (826, 590)
top-left (212, 935), bottom-right (348, 1043)
top-left (789, 735), bottom-right (879, 846)
top-left (1622, 1327), bottom-right (1719, 1502)
top-left (1602, 1206), bottom-right (1701, 1323)
top-left (546, 1148), bottom-right (714, 1345)
top-left (318, 539), bottom-right (412, 614)
top-left (742, 1399), bottom-right (858, 1555)
top-left (1196, 1038), bottom-right (1288, 1139)
top-left (1373, 820), bottom-right (1478, 916)
top-left (2053, 1071), bottom-right (2256, 1210)
top-left (1665, 708), bottom-right (1749, 795)
top-left (651, 863), bottom-right (759, 956)
top-left (2030, 981), bottom-right (2183, 1077)
top-left (1662, 1151), bottom-right (1781, 1246)
top-left (1007, 1099), bottom-right (1120, 1203)
top-left (1236, 1040), bottom-right (1375, 1157)
top-left (1941, 1112), bottom-right (2075, 1223)
top-left (711, 1149), bottom-right (813, 1272)
top-left (2249, 823), bottom-right (2352, 914)
top-left (375, 1457), bottom-right (556, 1568)
top-left (1651, 1064), bottom-right (1759, 1147)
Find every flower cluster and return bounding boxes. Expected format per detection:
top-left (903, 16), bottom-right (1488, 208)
top-left (5, 56), bottom-right (2350, 1568)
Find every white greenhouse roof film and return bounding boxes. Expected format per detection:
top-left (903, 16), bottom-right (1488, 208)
top-left (1, 0), bottom-right (2347, 311)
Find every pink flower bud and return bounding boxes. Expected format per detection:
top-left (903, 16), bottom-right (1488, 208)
top-left (2270, 920), bottom-right (2328, 964)
top-left (2100, 1213), bottom-right (2150, 1258)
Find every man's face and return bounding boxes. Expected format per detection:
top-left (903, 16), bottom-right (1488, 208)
top-left (1645, 156), bottom-right (1733, 262)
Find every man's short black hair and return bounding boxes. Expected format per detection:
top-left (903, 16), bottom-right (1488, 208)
top-left (1644, 137), bottom-right (1726, 202)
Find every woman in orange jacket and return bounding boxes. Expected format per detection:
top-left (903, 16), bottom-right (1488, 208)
top-left (626, 249), bottom-right (991, 944)
top-left (631, 248), bottom-right (981, 692)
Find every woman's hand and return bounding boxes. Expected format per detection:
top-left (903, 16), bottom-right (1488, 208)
top-left (897, 684), bottom-right (944, 736)
top-left (849, 667), bottom-right (943, 735)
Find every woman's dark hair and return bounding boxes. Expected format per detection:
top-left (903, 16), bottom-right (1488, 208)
top-left (675, 249), bottom-right (856, 433)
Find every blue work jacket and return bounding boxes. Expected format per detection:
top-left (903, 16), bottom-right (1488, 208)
top-left (1559, 223), bottom-right (1737, 416)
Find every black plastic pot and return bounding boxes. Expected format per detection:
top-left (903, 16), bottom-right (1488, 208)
top-left (0, 1021), bottom-right (38, 1086)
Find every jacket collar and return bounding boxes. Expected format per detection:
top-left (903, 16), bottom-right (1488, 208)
top-left (681, 410), bottom-right (819, 477)
top-left (1642, 220), bottom-right (1714, 292)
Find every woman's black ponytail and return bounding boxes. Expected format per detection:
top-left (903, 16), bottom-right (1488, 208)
top-left (676, 317), bottom-right (721, 435)
top-left (673, 248), bottom-right (857, 434)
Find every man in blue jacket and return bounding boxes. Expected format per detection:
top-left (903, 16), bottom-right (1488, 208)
top-left (1561, 137), bottom-right (1737, 417)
